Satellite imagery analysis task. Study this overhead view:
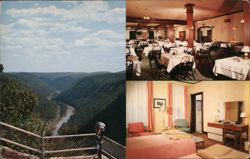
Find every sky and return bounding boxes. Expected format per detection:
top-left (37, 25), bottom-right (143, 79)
top-left (0, 1), bottom-right (125, 72)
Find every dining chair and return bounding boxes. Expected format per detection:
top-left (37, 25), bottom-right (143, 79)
top-left (184, 61), bottom-right (196, 80)
top-left (170, 62), bottom-right (186, 80)
top-left (126, 60), bottom-right (133, 79)
top-left (154, 58), bottom-right (168, 80)
top-left (148, 50), bottom-right (161, 69)
top-left (223, 124), bottom-right (240, 148)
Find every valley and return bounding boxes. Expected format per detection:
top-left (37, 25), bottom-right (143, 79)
top-left (2, 71), bottom-right (126, 145)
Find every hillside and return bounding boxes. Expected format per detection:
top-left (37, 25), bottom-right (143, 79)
top-left (10, 73), bottom-right (54, 98)
top-left (0, 73), bottom-right (45, 133)
top-left (2, 73), bottom-right (60, 122)
top-left (56, 72), bottom-right (126, 145)
top-left (1, 72), bottom-right (126, 145)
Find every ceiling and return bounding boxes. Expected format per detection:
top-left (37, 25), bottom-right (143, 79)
top-left (127, 0), bottom-right (244, 22)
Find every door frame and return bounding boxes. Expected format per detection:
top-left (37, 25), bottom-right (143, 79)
top-left (190, 92), bottom-right (204, 133)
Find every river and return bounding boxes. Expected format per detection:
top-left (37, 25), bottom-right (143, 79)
top-left (52, 104), bottom-right (75, 136)
top-left (48, 90), bottom-right (75, 136)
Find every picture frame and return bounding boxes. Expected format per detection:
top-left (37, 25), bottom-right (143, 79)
top-left (154, 98), bottom-right (166, 108)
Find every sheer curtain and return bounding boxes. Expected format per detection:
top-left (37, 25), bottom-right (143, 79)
top-left (126, 81), bottom-right (148, 127)
top-left (172, 84), bottom-right (185, 125)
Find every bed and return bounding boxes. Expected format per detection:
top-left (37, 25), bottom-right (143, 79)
top-left (126, 133), bottom-right (196, 159)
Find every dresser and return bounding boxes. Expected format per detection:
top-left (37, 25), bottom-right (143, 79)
top-left (207, 122), bottom-right (249, 144)
top-left (207, 122), bottom-right (224, 142)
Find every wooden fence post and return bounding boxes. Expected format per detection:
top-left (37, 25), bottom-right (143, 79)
top-left (41, 131), bottom-right (45, 159)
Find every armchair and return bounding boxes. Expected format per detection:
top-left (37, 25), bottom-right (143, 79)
top-left (175, 119), bottom-right (190, 133)
top-left (128, 122), bottom-right (154, 137)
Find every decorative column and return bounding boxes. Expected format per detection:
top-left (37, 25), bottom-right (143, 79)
top-left (243, 0), bottom-right (250, 46)
top-left (185, 3), bottom-right (195, 48)
top-left (167, 24), bottom-right (175, 43)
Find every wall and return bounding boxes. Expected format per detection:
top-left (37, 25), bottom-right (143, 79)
top-left (152, 81), bottom-right (191, 133)
top-left (126, 28), bottom-right (166, 40)
top-left (126, 30), bottom-right (130, 40)
top-left (194, 12), bottom-right (244, 42)
top-left (174, 25), bottom-right (188, 40)
top-left (155, 28), bottom-right (166, 39)
top-left (188, 81), bottom-right (250, 139)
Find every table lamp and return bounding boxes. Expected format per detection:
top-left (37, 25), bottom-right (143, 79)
top-left (240, 112), bottom-right (247, 125)
top-left (241, 46), bottom-right (250, 59)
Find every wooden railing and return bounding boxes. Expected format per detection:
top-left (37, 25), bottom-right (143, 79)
top-left (0, 122), bottom-right (125, 159)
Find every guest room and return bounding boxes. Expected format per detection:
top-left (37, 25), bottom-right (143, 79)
top-left (126, 0), bottom-right (250, 81)
top-left (126, 81), bottom-right (250, 158)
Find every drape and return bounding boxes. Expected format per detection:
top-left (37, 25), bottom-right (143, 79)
top-left (147, 81), bottom-right (154, 131)
top-left (126, 81), bottom-right (148, 127)
top-left (172, 84), bottom-right (185, 126)
top-left (168, 83), bottom-right (173, 127)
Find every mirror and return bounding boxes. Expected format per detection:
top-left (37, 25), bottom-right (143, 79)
top-left (224, 101), bottom-right (243, 124)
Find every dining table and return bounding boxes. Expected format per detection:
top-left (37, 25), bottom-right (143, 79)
top-left (161, 52), bottom-right (196, 73)
top-left (213, 56), bottom-right (250, 80)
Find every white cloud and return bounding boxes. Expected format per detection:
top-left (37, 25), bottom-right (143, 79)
top-left (90, 30), bottom-right (124, 39)
top-left (0, 24), bottom-right (11, 36)
top-left (15, 18), bottom-right (89, 33)
top-left (6, 2), bottom-right (125, 24)
top-left (2, 1), bottom-right (125, 72)
top-left (6, 5), bottom-right (67, 17)
top-left (70, 29), bottom-right (124, 49)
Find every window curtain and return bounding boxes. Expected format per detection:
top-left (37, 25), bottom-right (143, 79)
top-left (126, 81), bottom-right (148, 127)
top-left (168, 83), bottom-right (173, 127)
top-left (147, 81), bottom-right (154, 131)
top-left (172, 84), bottom-right (185, 126)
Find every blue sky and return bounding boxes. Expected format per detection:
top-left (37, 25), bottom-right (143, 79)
top-left (0, 1), bottom-right (125, 72)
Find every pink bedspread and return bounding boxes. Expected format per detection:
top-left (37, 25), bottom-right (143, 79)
top-left (126, 134), bottom-right (196, 159)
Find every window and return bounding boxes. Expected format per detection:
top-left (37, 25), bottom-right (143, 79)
top-left (126, 81), bottom-right (148, 126)
top-left (172, 84), bottom-right (185, 124)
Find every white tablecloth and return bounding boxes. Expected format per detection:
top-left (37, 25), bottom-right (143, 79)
top-left (161, 53), bottom-right (196, 73)
top-left (129, 48), bottom-right (137, 56)
top-left (143, 46), bottom-right (153, 56)
top-left (143, 46), bottom-right (164, 56)
top-left (164, 42), bottom-right (176, 49)
top-left (169, 47), bottom-right (187, 55)
top-left (213, 56), bottom-right (250, 80)
top-left (127, 56), bottom-right (141, 76)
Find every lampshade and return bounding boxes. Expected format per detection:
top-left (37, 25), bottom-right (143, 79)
top-left (241, 46), bottom-right (250, 52)
top-left (240, 112), bottom-right (247, 118)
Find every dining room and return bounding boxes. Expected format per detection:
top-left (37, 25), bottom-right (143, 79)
top-left (126, 0), bottom-right (250, 80)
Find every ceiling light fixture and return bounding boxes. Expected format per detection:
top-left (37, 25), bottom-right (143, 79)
top-left (241, 19), bottom-right (245, 24)
top-left (143, 8), bottom-right (150, 20)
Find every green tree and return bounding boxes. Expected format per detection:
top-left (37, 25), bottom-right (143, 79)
top-left (0, 80), bottom-right (38, 125)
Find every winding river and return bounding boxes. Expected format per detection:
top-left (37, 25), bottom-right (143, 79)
top-left (52, 104), bottom-right (75, 136)
top-left (48, 90), bottom-right (75, 136)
